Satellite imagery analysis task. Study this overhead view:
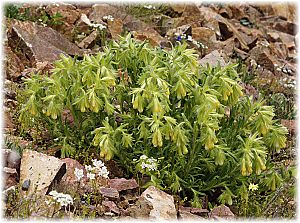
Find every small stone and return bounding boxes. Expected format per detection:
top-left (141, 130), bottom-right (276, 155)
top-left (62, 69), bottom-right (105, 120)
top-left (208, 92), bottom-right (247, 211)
top-left (99, 187), bottom-right (119, 199)
top-left (77, 30), bottom-right (98, 49)
top-left (108, 178), bottom-right (139, 192)
top-left (22, 179), bottom-right (31, 191)
top-left (3, 167), bottom-right (18, 189)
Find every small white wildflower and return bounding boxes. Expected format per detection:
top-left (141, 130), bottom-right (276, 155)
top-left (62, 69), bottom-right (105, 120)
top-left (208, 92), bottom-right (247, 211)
top-left (103, 15), bottom-right (114, 21)
top-left (85, 165), bottom-right (95, 172)
top-left (49, 190), bottom-right (59, 197)
top-left (141, 162), bottom-right (147, 169)
top-left (98, 166), bottom-right (110, 178)
top-left (49, 191), bottom-right (73, 207)
top-left (74, 168), bottom-right (84, 181)
top-left (93, 23), bottom-right (106, 30)
top-left (144, 5), bottom-right (156, 9)
top-left (140, 155), bottom-right (148, 160)
top-left (92, 159), bottom-right (104, 169)
top-left (187, 35), bottom-right (193, 41)
top-left (133, 158), bottom-right (137, 161)
top-left (87, 172), bottom-right (96, 180)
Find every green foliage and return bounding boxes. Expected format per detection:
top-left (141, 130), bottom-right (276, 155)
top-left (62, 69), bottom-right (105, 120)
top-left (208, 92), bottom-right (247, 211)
top-left (4, 4), bottom-right (64, 26)
top-left (18, 34), bottom-right (288, 209)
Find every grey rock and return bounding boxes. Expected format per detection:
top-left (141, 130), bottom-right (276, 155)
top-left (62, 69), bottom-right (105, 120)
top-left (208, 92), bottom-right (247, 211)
top-left (199, 50), bottom-right (226, 67)
top-left (141, 186), bottom-right (177, 220)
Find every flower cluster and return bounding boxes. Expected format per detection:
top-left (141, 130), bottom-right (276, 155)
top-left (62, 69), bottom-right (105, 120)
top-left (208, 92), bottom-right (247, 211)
top-left (74, 168), bottom-right (84, 181)
top-left (144, 5), bottom-right (156, 9)
top-left (278, 76), bottom-right (296, 89)
top-left (74, 159), bottom-right (109, 181)
top-left (137, 155), bottom-right (158, 172)
top-left (81, 14), bottom-right (107, 30)
top-left (175, 33), bottom-right (208, 49)
top-left (49, 191), bottom-right (73, 207)
top-left (103, 15), bottom-right (114, 22)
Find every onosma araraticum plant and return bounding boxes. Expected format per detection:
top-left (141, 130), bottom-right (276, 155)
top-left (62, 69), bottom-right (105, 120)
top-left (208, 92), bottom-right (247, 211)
top-left (19, 33), bottom-right (288, 208)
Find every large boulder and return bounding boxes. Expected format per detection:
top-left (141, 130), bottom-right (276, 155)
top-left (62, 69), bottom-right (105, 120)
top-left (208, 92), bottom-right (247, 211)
top-left (8, 20), bottom-right (83, 66)
top-left (20, 149), bottom-right (66, 195)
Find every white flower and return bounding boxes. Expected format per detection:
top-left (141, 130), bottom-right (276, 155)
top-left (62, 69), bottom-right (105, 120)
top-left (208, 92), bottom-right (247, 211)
top-left (74, 168), bottom-right (84, 181)
top-left (140, 155), bottom-right (148, 160)
top-left (144, 5), bottom-right (156, 9)
top-left (141, 162), bottom-right (147, 169)
top-left (49, 191), bottom-right (73, 207)
top-left (103, 15), bottom-right (114, 21)
top-left (92, 159), bottom-right (104, 169)
top-left (87, 172), bottom-right (96, 180)
top-left (49, 190), bottom-right (59, 197)
top-left (85, 165), bottom-right (95, 172)
top-left (98, 166), bottom-right (110, 178)
top-left (93, 23), bottom-right (106, 30)
top-left (187, 35), bottom-right (193, 41)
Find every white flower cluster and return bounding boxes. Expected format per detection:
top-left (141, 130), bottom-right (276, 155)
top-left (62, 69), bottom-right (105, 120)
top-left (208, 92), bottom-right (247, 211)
top-left (81, 14), bottom-right (107, 30)
top-left (139, 155), bottom-right (157, 171)
top-left (144, 5), bottom-right (156, 9)
top-left (281, 77), bottom-right (296, 89)
top-left (74, 159), bottom-right (109, 181)
top-left (49, 190), bottom-right (73, 207)
top-left (74, 168), bottom-right (84, 181)
top-left (103, 15), bottom-right (114, 21)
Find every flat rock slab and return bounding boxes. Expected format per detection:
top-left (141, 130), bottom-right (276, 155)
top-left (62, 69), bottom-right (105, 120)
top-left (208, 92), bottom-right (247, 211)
top-left (108, 178), bottom-right (138, 191)
top-left (199, 50), bottom-right (226, 67)
top-left (141, 186), bottom-right (177, 220)
top-left (9, 20), bottom-right (83, 65)
top-left (99, 187), bottom-right (119, 199)
top-left (20, 149), bottom-right (66, 195)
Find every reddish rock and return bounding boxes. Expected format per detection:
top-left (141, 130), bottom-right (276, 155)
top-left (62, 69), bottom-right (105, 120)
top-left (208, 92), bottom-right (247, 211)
top-left (4, 46), bottom-right (25, 81)
top-left (77, 30), bottom-right (98, 49)
top-left (107, 18), bottom-right (123, 40)
top-left (192, 27), bottom-right (216, 45)
top-left (102, 200), bottom-right (120, 214)
top-left (99, 187), bottom-right (119, 199)
top-left (8, 20), bottom-right (83, 66)
top-left (209, 204), bottom-right (235, 220)
top-left (179, 206), bottom-right (209, 216)
top-left (60, 158), bottom-right (86, 184)
top-left (3, 167), bottom-right (18, 189)
top-left (281, 120), bottom-right (296, 135)
top-left (108, 178), bottom-right (139, 192)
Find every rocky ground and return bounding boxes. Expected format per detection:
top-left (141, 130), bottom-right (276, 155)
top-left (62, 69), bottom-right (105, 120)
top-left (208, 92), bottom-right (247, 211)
top-left (3, 2), bottom-right (297, 220)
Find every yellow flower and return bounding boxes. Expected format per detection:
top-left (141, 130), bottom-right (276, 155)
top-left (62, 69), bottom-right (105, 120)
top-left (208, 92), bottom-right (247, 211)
top-left (248, 183), bottom-right (258, 191)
